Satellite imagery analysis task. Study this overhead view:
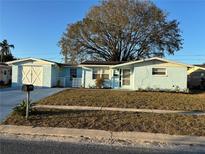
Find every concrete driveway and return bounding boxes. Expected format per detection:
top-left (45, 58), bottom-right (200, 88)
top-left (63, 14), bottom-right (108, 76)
top-left (0, 87), bottom-right (66, 122)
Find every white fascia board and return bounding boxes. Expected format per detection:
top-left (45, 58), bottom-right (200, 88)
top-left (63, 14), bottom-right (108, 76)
top-left (111, 57), bottom-right (194, 68)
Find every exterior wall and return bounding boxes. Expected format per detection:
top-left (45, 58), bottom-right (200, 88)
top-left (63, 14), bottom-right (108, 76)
top-left (51, 65), bottom-right (59, 87)
top-left (82, 66), bottom-right (112, 88)
top-left (11, 61), bottom-right (53, 88)
top-left (82, 60), bottom-right (188, 91)
top-left (11, 65), bottom-right (19, 87)
top-left (83, 68), bottom-right (95, 88)
top-left (58, 67), bottom-right (82, 87)
top-left (133, 61), bottom-right (188, 91)
top-left (9, 58), bottom-right (189, 91)
top-left (40, 65), bottom-right (52, 87)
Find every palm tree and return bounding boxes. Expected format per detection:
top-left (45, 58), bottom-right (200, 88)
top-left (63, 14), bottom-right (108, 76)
top-left (0, 40), bottom-right (15, 62)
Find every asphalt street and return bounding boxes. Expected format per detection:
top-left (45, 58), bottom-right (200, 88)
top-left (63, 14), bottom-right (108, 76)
top-left (0, 138), bottom-right (203, 154)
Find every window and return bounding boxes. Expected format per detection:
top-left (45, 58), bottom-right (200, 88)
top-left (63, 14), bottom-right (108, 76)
top-left (102, 69), bottom-right (109, 80)
top-left (113, 69), bottom-right (119, 77)
top-left (152, 68), bottom-right (166, 75)
top-left (70, 68), bottom-right (77, 80)
top-left (122, 69), bottom-right (130, 85)
top-left (4, 70), bottom-right (7, 75)
top-left (92, 68), bottom-right (101, 79)
top-left (92, 68), bottom-right (109, 80)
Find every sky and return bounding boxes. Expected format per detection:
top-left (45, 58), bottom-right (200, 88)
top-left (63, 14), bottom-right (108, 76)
top-left (0, 0), bottom-right (205, 64)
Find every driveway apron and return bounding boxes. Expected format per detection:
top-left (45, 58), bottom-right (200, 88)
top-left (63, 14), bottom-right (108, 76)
top-left (0, 88), bottom-right (66, 122)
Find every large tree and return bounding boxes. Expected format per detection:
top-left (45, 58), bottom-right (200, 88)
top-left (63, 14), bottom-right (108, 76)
top-left (0, 39), bottom-right (15, 62)
top-left (59, 0), bottom-right (182, 63)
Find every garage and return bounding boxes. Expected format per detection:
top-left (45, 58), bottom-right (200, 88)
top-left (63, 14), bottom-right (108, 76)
top-left (20, 65), bottom-right (43, 86)
top-left (6, 58), bottom-right (61, 88)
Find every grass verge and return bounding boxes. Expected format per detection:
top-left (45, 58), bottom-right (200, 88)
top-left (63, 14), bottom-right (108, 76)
top-left (37, 89), bottom-right (205, 111)
top-left (3, 108), bottom-right (205, 136)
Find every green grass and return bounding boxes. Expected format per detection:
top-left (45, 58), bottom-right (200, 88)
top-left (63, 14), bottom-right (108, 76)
top-left (37, 89), bottom-right (205, 111)
top-left (3, 109), bottom-right (205, 136)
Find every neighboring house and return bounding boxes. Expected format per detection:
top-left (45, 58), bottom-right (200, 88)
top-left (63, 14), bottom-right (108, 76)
top-left (81, 57), bottom-right (193, 92)
top-left (0, 63), bottom-right (11, 85)
top-left (188, 64), bottom-right (205, 89)
top-left (7, 57), bottom-right (197, 92)
top-left (6, 58), bottom-right (82, 88)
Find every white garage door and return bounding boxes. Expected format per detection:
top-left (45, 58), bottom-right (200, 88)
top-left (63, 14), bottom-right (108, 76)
top-left (20, 66), bottom-right (43, 86)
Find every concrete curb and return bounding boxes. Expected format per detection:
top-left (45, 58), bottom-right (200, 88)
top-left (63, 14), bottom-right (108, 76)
top-left (33, 105), bottom-right (205, 115)
top-left (0, 125), bottom-right (205, 146)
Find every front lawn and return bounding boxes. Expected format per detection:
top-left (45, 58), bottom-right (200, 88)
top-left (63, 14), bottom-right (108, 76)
top-left (37, 89), bottom-right (205, 111)
top-left (3, 109), bottom-right (205, 136)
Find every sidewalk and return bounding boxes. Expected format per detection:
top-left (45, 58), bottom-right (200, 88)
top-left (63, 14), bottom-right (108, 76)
top-left (33, 105), bottom-right (205, 116)
top-left (0, 125), bottom-right (205, 147)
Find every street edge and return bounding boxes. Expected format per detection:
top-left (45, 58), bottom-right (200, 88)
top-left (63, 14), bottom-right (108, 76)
top-left (0, 125), bottom-right (205, 146)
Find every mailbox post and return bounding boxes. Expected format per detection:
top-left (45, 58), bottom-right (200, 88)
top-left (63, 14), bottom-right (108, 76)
top-left (22, 84), bottom-right (34, 120)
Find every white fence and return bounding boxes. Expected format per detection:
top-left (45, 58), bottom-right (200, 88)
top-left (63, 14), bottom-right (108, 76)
top-left (71, 78), bottom-right (82, 88)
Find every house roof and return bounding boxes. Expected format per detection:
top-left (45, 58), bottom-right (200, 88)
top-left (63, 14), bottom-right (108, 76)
top-left (111, 57), bottom-right (194, 68)
top-left (0, 63), bottom-right (10, 69)
top-left (6, 58), bottom-right (56, 65)
top-left (81, 61), bottom-right (125, 65)
top-left (6, 57), bottom-right (73, 67)
top-left (195, 64), bottom-right (205, 68)
top-left (0, 62), bottom-right (8, 66)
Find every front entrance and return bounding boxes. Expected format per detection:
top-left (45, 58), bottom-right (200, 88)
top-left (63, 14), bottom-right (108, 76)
top-left (119, 69), bottom-right (131, 89)
top-left (70, 68), bottom-right (81, 87)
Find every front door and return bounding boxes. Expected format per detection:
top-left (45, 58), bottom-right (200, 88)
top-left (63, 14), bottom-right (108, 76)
top-left (121, 69), bottom-right (131, 88)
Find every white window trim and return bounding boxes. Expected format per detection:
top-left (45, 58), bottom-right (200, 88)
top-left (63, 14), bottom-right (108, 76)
top-left (152, 68), bottom-right (167, 77)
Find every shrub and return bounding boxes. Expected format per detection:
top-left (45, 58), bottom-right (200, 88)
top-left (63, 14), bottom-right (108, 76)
top-left (13, 100), bottom-right (31, 116)
top-left (95, 77), bottom-right (104, 88)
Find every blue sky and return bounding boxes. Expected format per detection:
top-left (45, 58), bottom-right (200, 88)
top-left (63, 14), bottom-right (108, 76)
top-left (1, 0), bottom-right (205, 64)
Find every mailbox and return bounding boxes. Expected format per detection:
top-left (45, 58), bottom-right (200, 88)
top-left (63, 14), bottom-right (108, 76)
top-left (22, 84), bottom-right (34, 92)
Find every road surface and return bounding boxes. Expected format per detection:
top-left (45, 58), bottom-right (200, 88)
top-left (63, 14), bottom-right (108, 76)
top-left (0, 138), bottom-right (203, 154)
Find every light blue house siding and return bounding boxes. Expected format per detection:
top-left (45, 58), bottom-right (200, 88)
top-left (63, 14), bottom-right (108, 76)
top-left (8, 57), bottom-right (191, 91)
top-left (81, 59), bottom-right (189, 92)
top-left (133, 62), bottom-right (187, 91)
top-left (8, 58), bottom-right (83, 88)
top-left (81, 66), bottom-right (112, 88)
top-left (111, 76), bottom-right (120, 89)
top-left (58, 67), bottom-right (82, 87)
top-left (51, 65), bottom-right (59, 87)
top-left (11, 64), bottom-right (54, 88)
top-left (11, 65), bottom-right (19, 87)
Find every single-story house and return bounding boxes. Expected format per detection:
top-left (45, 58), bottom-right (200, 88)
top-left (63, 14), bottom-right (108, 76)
top-left (188, 64), bottom-right (205, 89)
top-left (0, 63), bottom-right (11, 85)
top-left (6, 58), bottom-right (82, 88)
top-left (80, 57), bottom-right (194, 92)
top-left (7, 57), bottom-right (199, 92)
